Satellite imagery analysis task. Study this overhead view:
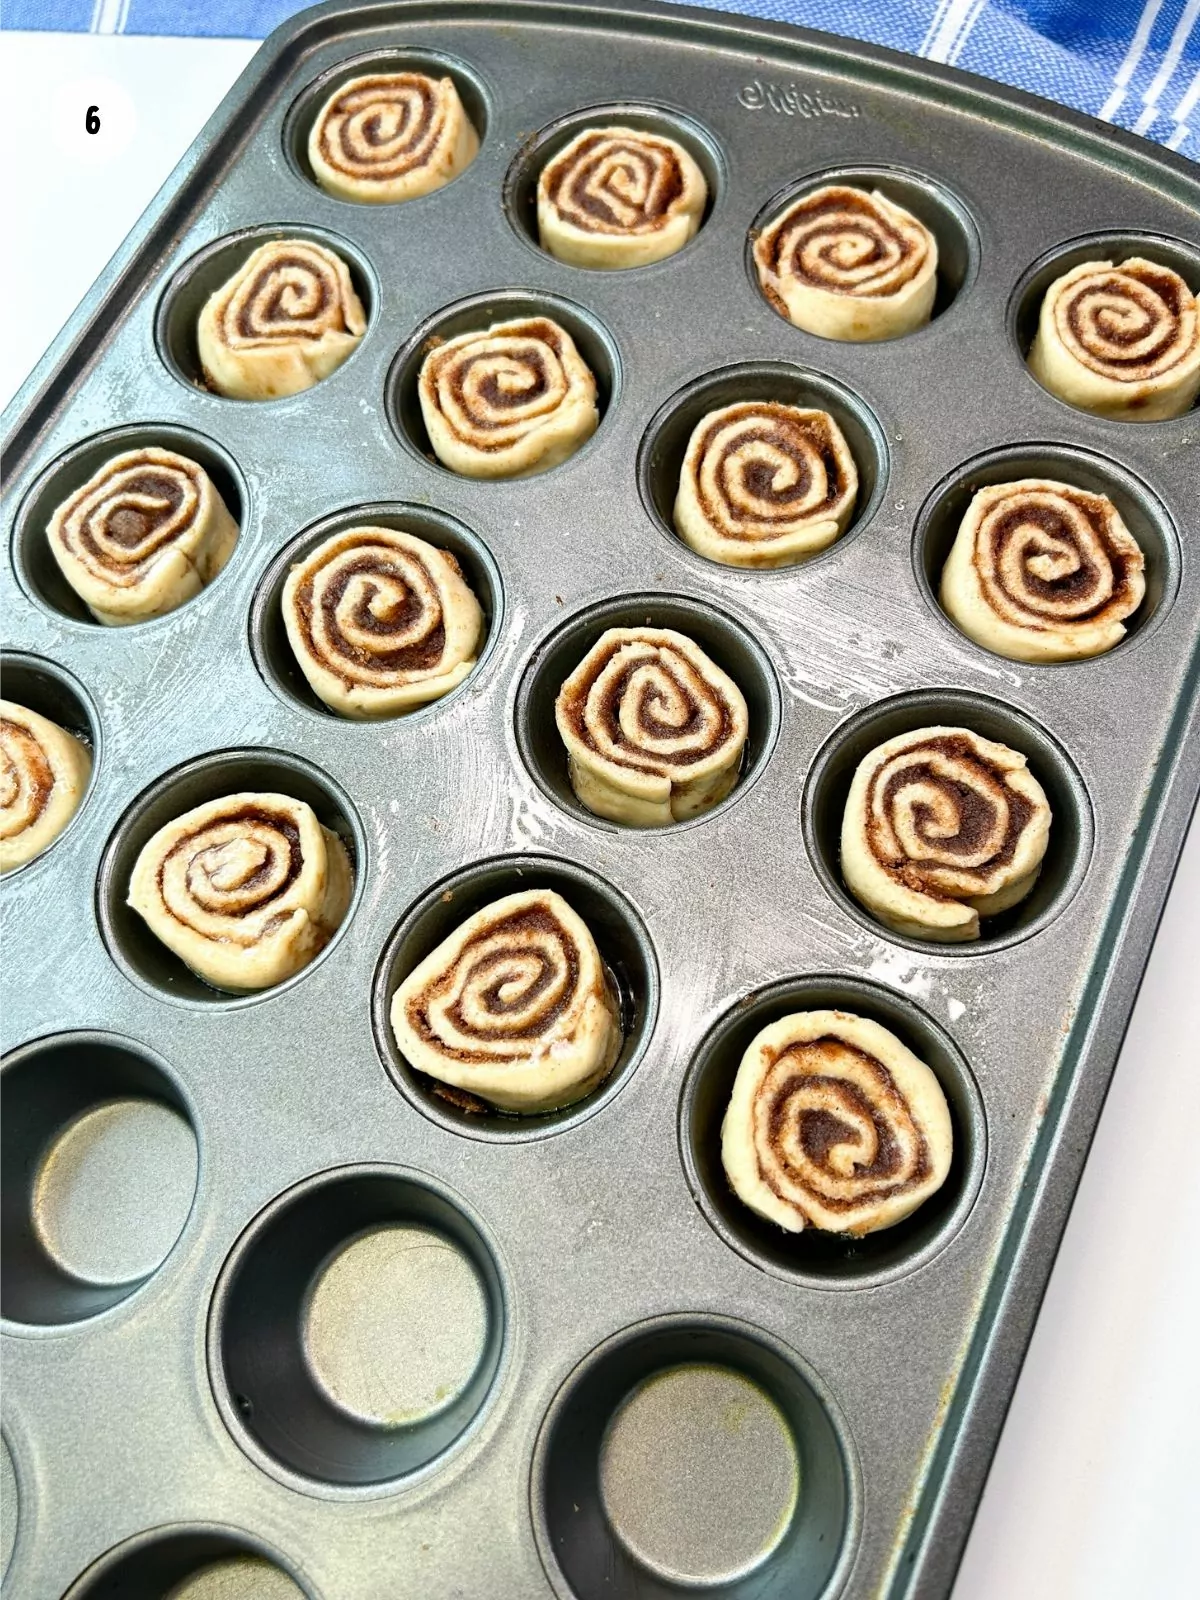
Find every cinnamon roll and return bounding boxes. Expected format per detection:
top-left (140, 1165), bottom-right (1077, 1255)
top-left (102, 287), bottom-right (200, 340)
top-left (753, 185), bottom-right (938, 342)
top-left (390, 888), bottom-right (622, 1112)
top-left (840, 727), bottom-right (1052, 942)
top-left (309, 72), bottom-right (479, 203)
top-left (555, 627), bottom-right (749, 826)
top-left (537, 125), bottom-right (707, 269)
top-left (674, 402), bottom-right (857, 567)
top-left (127, 792), bottom-right (353, 992)
top-left (940, 479), bottom-right (1146, 662)
top-left (1028, 257), bottom-right (1200, 422)
top-left (197, 240), bottom-right (366, 400)
top-left (418, 316), bottom-right (599, 478)
top-left (721, 1009), bottom-right (952, 1236)
top-left (47, 447), bottom-right (239, 624)
top-left (0, 702), bottom-right (92, 872)
top-left (282, 526), bottom-right (484, 717)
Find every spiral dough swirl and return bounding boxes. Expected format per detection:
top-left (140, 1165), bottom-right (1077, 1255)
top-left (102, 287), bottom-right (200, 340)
top-left (391, 889), bottom-right (622, 1112)
top-left (840, 726), bottom-right (1052, 942)
top-left (418, 316), bottom-right (599, 478)
top-left (1028, 257), bottom-right (1200, 421)
top-left (308, 73), bottom-right (479, 203)
top-left (47, 447), bottom-right (239, 625)
top-left (537, 126), bottom-right (707, 268)
top-left (674, 402), bottom-right (858, 567)
top-left (197, 239), bottom-right (366, 400)
top-left (940, 478), bottom-right (1146, 662)
top-left (0, 701), bottom-right (92, 873)
top-left (555, 626), bottom-right (750, 826)
top-left (282, 526), bottom-right (484, 717)
top-left (127, 791), bottom-right (353, 992)
top-left (754, 185), bottom-right (938, 341)
top-left (722, 1011), bottom-right (953, 1236)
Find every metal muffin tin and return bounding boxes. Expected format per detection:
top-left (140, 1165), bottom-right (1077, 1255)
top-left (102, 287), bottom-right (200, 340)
top-left (2, 2), bottom-right (1198, 1596)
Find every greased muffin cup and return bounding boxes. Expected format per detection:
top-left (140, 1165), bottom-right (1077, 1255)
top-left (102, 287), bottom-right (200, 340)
top-left (2, 5), bottom-right (1198, 1600)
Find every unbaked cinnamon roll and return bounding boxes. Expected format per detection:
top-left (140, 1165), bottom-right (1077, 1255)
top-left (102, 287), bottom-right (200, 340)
top-left (840, 726), bottom-right (1052, 942)
top-left (555, 626), bottom-right (749, 826)
top-left (197, 239), bottom-right (366, 400)
top-left (418, 316), bottom-right (599, 477)
top-left (390, 888), bottom-right (622, 1112)
top-left (309, 72), bottom-right (479, 203)
top-left (674, 402), bottom-right (857, 567)
top-left (0, 701), bottom-right (92, 872)
top-left (1028, 257), bottom-right (1200, 421)
top-left (940, 479), bottom-right (1146, 662)
top-left (753, 185), bottom-right (938, 342)
top-left (127, 792), bottom-right (353, 991)
top-left (282, 526), bottom-right (484, 717)
top-left (537, 125), bottom-right (707, 269)
top-left (722, 1009), bottom-right (952, 1236)
top-left (46, 447), bottom-right (239, 624)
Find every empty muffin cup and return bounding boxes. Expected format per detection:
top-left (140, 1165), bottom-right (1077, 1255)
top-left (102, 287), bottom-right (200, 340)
top-left (533, 1314), bottom-right (856, 1600)
top-left (64, 1525), bottom-right (311, 1599)
top-left (209, 1165), bottom-right (506, 1492)
top-left (2, 1033), bottom-right (198, 1327)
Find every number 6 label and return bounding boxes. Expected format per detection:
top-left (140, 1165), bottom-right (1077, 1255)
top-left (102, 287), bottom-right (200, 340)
top-left (51, 78), bottom-right (136, 162)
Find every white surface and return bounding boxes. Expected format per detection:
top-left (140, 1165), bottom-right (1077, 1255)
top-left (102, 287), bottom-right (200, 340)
top-left (0, 32), bottom-right (257, 409)
top-left (2, 29), bottom-right (1198, 1600)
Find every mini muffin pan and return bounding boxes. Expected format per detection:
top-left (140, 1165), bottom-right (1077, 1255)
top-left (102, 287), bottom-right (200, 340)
top-left (2, 2), bottom-right (1198, 1596)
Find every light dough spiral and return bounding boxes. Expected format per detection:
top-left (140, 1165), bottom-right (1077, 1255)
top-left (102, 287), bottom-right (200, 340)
top-left (674, 402), bottom-right (858, 567)
top-left (940, 478), bottom-right (1146, 662)
top-left (47, 447), bottom-right (239, 625)
top-left (391, 888), bottom-right (622, 1112)
top-left (555, 626), bottom-right (749, 826)
top-left (418, 316), bottom-right (599, 478)
top-left (308, 72), bottom-right (479, 204)
top-left (537, 125), bottom-right (707, 269)
top-left (282, 526), bottom-right (484, 717)
top-left (1028, 257), bottom-right (1200, 422)
top-left (722, 1010), bottom-right (952, 1236)
top-left (753, 185), bottom-right (938, 342)
top-left (127, 792), bottom-right (353, 992)
top-left (840, 726), bottom-right (1052, 942)
top-left (197, 239), bottom-right (366, 400)
top-left (0, 701), bottom-right (92, 873)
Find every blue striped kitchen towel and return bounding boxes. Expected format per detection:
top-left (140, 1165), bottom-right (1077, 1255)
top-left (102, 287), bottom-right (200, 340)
top-left (4, 1), bottom-right (1198, 157)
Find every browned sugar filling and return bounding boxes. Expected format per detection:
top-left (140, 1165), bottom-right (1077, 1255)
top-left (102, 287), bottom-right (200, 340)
top-left (545, 132), bottom-right (684, 230)
top-left (1065, 264), bottom-right (1187, 370)
top-left (71, 468), bottom-right (193, 572)
top-left (759, 1040), bottom-right (929, 1211)
top-left (234, 257), bottom-right (337, 339)
top-left (295, 552), bottom-right (447, 684)
top-left (437, 323), bottom-right (566, 441)
top-left (407, 905), bottom-right (587, 1060)
top-left (559, 645), bottom-right (732, 770)
top-left (869, 735), bottom-right (1033, 880)
top-left (765, 188), bottom-right (917, 293)
top-left (158, 806), bottom-right (304, 920)
top-left (466, 358), bottom-right (550, 416)
top-left (983, 498), bottom-right (1135, 616)
top-left (697, 406), bottom-right (843, 522)
top-left (318, 75), bottom-right (437, 171)
top-left (1, 719), bottom-right (54, 825)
